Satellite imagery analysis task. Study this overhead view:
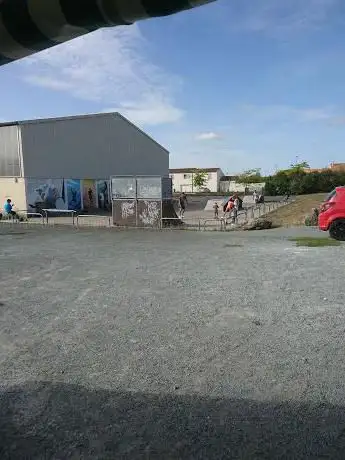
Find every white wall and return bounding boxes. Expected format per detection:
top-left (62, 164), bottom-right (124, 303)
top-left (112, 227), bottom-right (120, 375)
top-left (170, 170), bottom-right (222, 193)
top-left (220, 181), bottom-right (265, 193)
top-left (0, 177), bottom-right (26, 211)
top-left (20, 113), bottom-right (169, 179)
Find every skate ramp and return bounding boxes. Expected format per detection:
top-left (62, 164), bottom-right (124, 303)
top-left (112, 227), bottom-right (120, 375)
top-left (204, 198), bottom-right (227, 211)
top-left (162, 200), bottom-right (183, 227)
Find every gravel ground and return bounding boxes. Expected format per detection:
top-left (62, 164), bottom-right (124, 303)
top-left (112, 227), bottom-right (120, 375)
top-left (1, 225), bottom-right (345, 459)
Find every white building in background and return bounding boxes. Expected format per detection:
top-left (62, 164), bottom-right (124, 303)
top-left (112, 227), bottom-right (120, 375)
top-left (219, 176), bottom-right (266, 194)
top-left (169, 168), bottom-right (224, 193)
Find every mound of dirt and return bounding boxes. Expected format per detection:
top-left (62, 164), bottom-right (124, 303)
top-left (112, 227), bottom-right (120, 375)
top-left (242, 219), bottom-right (273, 231)
top-left (264, 194), bottom-right (325, 227)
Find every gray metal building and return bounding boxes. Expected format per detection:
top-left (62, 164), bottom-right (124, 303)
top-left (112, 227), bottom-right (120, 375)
top-left (0, 112), bottom-right (169, 179)
top-left (0, 112), bottom-right (169, 211)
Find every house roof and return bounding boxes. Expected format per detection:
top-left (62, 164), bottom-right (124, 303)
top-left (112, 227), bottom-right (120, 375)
top-left (0, 112), bottom-right (169, 154)
top-left (329, 163), bottom-right (345, 170)
top-left (169, 168), bottom-right (221, 174)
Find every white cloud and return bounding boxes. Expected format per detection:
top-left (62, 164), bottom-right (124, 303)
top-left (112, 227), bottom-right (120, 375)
top-left (228, 0), bottom-right (339, 35)
top-left (20, 26), bottom-right (184, 127)
top-left (241, 104), bottom-right (335, 123)
top-left (195, 131), bottom-right (221, 140)
top-left (104, 94), bottom-right (183, 126)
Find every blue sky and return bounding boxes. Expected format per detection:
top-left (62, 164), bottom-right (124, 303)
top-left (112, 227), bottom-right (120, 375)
top-left (1, 0), bottom-right (345, 174)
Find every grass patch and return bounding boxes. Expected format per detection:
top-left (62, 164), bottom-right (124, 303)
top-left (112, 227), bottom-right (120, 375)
top-left (288, 237), bottom-right (341, 247)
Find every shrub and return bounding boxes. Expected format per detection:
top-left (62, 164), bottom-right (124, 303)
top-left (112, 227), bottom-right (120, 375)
top-left (265, 171), bottom-right (345, 196)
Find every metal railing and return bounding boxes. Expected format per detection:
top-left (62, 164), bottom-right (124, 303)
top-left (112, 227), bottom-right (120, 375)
top-left (42, 209), bottom-right (77, 225)
top-left (161, 217), bottom-right (185, 228)
top-left (0, 199), bottom-right (295, 231)
top-left (18, 211), bottom-right (45, 224)
top-left (202, 218), bottom-right (226, 231)
top-left (0, 210), bottom-right (45, 224)
top-left (76, 214), bottom-right (112, 227)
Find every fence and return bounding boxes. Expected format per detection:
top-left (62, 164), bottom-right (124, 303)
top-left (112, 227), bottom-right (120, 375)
top-left (0, 210), bottom-right (45, 225)
top-left (76, 214), bottom-right (112, 227)
top-left (42, 209), bottom-right (77, 225)
top-left (174, 199), bottom-right (294, 231)
top-left (0, 198), bottom-right (294, 231)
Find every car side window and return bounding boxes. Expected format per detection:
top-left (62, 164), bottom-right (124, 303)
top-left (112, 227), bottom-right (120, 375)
top-left (325, 190), bottom-right (337, 201)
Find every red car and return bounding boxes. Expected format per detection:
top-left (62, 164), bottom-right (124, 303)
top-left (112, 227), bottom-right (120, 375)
top-left (318, 186), bottom-right (345, 240)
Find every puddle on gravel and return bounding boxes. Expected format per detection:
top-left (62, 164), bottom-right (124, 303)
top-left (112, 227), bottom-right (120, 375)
top-left (223, 244), bottom-right (243, 248)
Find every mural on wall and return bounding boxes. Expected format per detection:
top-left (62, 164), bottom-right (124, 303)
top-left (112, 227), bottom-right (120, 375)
top-left (26, 178), bottom-right (67, 213)
top-left (82, 179), bottom-right (96, 210)
top-left (67, 179), bottom-right (82, 211)
top-left (96, 180), bottom-right (110, 210)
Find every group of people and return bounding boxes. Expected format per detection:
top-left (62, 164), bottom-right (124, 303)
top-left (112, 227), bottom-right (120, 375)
top-left (213, 194), bottom-right (243, 223)
top-left (177, 190), bottom-right (262, 223)
top-left (253, 190), bottom-right (264, 205)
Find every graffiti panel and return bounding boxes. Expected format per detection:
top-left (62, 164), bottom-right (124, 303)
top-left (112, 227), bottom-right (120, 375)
top-left (137, 200), bottom-right (161, 227)
top-left (67, 179), bottom-right (82, 211)
top-left (111, 177), bottom-right (136, 200)
top-left (112, 200), bottom-right (137, 226)
top-left (25, 178), bottom-right (67, 213)
top-left (136, 177), bottom-right (162, 199)
top-left (82, 179), bottom-right (96, 210)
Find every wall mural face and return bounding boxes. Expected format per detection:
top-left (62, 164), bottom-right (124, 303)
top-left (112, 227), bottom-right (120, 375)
top-left (67, 179), bottom-right (82, 211)
top-left (96, 180), bottom-right (110, 210)
top-left (26, 178), bottom-right (67, 213)
top-left (82, 179), bottom-right (96, 210)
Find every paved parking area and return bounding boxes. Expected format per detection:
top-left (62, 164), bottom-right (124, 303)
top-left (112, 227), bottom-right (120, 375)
top-left (1, 225), bottom-right (345, 459)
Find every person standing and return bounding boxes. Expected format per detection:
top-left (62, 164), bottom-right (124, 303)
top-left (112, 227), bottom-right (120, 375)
top-left (213, 202), bottom-right (219, 219)
top-left (232, 195), bottom-right (240, 223)
top-left (87, 188), bottom-right (93, 207)
top-left (99, 191), bottom-right (105, 209)
top-left (225, 198), bottom-right (234, 220)
top-left (179, 192), bottom-right (188, 219)
top-left (253, 190), bottom-right (259, 204)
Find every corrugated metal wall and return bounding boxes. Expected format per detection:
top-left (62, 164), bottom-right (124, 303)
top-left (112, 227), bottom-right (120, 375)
top-left (20, 113), bottom-right (169, 179)
top-left (0, 125), bottom-right (21, 177)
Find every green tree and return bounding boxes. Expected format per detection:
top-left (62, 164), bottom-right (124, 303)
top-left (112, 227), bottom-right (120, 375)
top-left (267, 172), bottom-right (291, 195)
top-left (265, 169), bottom-right (345, 196)
top-left (237, 168), bottom-right (263, 184)
top-left (193, 169), bottom-right (208, 190)
top-left (286, 160), bottom-right (310, 175)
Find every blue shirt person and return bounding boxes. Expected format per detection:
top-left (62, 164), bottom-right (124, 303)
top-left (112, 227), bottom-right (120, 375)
top-left (3, 199), bottom-right (14, 214)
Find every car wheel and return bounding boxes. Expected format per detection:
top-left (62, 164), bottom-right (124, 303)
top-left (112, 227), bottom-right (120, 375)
top-left (329, 219), bottom-right (345, 241)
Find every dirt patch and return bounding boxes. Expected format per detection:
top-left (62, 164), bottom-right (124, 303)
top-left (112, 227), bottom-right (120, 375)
top-left (265, 194), bottom-right (325, 227)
